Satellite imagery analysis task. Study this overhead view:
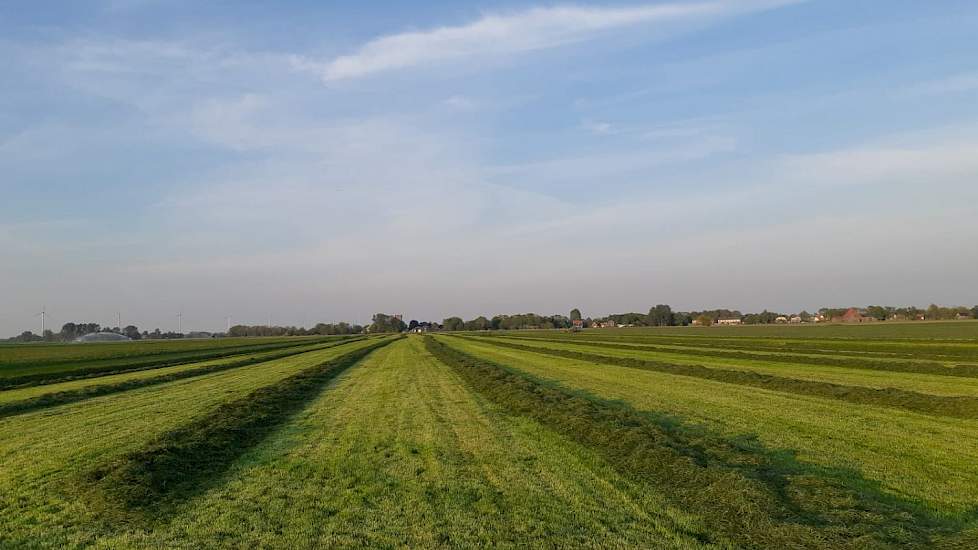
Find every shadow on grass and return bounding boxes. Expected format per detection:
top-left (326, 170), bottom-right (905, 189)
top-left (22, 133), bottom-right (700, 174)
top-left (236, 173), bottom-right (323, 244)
top-left (427, 336), bottom-right (978, 549)
top-left (79, 337), bottom-right (397, 525)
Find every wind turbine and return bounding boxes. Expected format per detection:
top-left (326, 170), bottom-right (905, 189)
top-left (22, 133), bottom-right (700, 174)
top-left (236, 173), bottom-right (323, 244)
top-left (37, 306), bottom-right (47, 335)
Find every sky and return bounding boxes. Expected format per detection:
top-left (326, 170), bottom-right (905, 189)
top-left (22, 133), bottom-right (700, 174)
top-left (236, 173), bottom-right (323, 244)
top-left (1, 0), bottom-right (977, 335)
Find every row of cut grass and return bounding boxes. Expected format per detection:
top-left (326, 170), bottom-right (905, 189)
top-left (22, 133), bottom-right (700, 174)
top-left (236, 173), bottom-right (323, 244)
top-left (0, 337), bottom-right (366, 419)
top-left (443, 336), bottom-right (978, 514)
top-left (481, 336), bottom-right (978, 396)
top-left (0, 337), bottom-right (387, 548)
top-left (473, 337), bottom-right (978, 419)
top-left (0, 336), bottom-right (349, 388)
top-left (82, 337), bottom-right (398, 519)
top-left (502, 326), bottom-right (978, 359)
top-left (543, 321), bottom-right (978, 341)
top-left (429, 336), bottom-right (974, 548)
top-left (92, 337), bottom-right (708, 549)
top-left (476, 340), bottom-right (978, 419)
top-left (0, 336), bottom-right (296, 365)
top-left (497, 334), bottom-right (977, 370)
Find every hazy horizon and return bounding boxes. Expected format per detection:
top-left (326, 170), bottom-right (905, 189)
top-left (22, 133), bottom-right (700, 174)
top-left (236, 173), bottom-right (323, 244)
top-left (3, 0), bottom-right (977, 337)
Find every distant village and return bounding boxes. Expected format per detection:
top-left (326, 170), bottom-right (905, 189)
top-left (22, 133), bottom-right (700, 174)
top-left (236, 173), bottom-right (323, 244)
top-left (7, 304), bottom-right (978, 342)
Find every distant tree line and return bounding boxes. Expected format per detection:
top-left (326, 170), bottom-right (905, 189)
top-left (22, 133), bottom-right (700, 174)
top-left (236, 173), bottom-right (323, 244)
top-left (228, 322), bottom-right (364, 337)
top-left (7, 303), bottom-right (978, 340)
top-left (437, 313), bottom-right (573, 331)
top-left (7, 322), bottom-right (147, 343)
top-left (434, 303), bottom-right (978, 332)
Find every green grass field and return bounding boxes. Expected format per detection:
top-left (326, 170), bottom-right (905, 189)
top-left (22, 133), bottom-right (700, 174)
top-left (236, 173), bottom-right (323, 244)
top-left (2, 322), bottom-right (977, 547)
top-left (0, 336), bottom-right (351, 388)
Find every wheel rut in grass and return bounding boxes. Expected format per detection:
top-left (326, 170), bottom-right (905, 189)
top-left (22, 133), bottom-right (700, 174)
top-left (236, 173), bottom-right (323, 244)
top-left (0, 338), bottom-right (367, 420)
top-left (474, 337), bottom-right (978, 420)
top-left (426, 336), bottom-right (977, 549)
top-left (82, 337), bottom-right (398, 519)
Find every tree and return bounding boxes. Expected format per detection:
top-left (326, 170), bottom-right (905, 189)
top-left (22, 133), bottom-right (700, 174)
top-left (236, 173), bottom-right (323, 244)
top-left (695, 314), bottom-right (712, 327)
top-left (408, 320), bottom-right (419, 331)
top-left (443, 317), bottom-right (464, 331)
top-left (972, 306), bottom-right (978, 319)
top-left (463, 316), bottom-right (490, 331)
top-left (370, 313), bottom-right (406, 333)
top-left (865, 305), bottom-right (889, 321)
top-left (647, 304), bottom-right (674, 327)
top-left (570, 308), bottom-right (582, 322)
top-left (673, 312), bottom-right (693, 326)
top-left (123, 325), bottom-right (142, 340)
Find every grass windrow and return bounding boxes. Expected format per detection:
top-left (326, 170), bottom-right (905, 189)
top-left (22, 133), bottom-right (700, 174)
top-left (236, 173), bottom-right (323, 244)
top-left (426, 336), bottom-right (975, 548)
top-left (474, 337), bottom-right (978, 419)
top-left (82, 337), bottom-right (397, 520)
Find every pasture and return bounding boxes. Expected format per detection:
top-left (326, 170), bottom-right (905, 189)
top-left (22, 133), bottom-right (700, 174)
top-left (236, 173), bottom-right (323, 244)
top-left (1, 323), bottom-right (977, 547)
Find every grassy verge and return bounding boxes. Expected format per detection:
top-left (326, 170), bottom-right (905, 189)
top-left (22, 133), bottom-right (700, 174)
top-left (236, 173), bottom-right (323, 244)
top-left (81, 337), bottom-right (397, 519)
top-left (0, 337), bottom-right (365, 419)
top-left (428, 336), bottom-right (974, 548)
top-left (475, 337), bottom-right (978, 419)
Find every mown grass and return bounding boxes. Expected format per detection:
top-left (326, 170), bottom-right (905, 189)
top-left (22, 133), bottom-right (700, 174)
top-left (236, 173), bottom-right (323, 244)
top-left (478, 335), bottom-right (978, 397)
top-left (81, 337), bottom-right (398, 521)
top-left (0, 339), bottom-right (384, 548)
top-left (445, 336), bottom-right (978, 514)
top-left (476, 337), bottom-right (978, 419)
top-left (92, 337), bottom-right (708, 549)
top-left (549, 321), bottom-right (978, 341)
top-left (0, 337), bottom-right (366, 419)
top-left (429, 336), bottom-right (978, 548)
top-left (504, 325), bottom-right (978, 361)
top-left (495, 334), bottom-right (978, 374)
top-left (0, 336), bottom-right (304, 368)
top-left (0, 336), bottom-right (347, 389)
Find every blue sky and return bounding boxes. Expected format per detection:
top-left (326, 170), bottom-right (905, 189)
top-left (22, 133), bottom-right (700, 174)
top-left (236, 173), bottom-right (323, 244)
top-left (2, 0), bottom-right (977, 334)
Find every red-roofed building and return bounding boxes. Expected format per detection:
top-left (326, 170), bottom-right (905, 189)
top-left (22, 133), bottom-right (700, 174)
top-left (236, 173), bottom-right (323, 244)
top-left (836, 308), bottom-right (874, 323)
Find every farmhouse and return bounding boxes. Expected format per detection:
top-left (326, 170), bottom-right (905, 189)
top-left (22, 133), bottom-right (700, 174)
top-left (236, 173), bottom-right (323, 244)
top-left (571, 319), bottom-right (584, 328)
top-left (715, 318), bottom-right (742, 326)
top-left (835, 308), bottom-right (875, 323)
top-left (775, 316), bottom-right (789, 323)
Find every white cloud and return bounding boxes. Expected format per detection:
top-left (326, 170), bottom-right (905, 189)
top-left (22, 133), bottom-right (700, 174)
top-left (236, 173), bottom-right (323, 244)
top-left (489, 134), bottom-right (738, 193)
top-left (444, 95), bottom-right (477, 111)
top-left (303, 1), bottom-right (802, 82)
top-left (582, 120), bottom-right (615, 135)
top-left (903, 72), bottom-right (978, 97)
top-left (778, 138), bottom-right (978, 187)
